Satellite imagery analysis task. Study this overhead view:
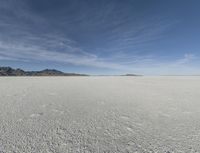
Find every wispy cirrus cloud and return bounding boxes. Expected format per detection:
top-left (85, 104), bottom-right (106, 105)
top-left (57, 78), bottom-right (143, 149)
top-left (175, 53), bottom-right (196, 65)
top-left (0, 0), bottom-right (172, 70)
top-left (0, 0), bottom-right (198, 75)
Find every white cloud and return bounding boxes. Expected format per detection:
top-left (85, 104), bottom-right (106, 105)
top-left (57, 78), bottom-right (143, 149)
top-left (175, 53), bottom-right (196, 65)
top-left (1, 0), bottom-right (199, 75)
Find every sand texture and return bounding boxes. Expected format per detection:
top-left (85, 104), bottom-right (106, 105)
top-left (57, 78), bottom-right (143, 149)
top-left (0, 76), bottom-right (200, 153)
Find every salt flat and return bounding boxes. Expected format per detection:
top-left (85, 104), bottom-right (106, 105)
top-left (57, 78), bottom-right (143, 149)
top-left (0, 76), bottom-right (200, 153)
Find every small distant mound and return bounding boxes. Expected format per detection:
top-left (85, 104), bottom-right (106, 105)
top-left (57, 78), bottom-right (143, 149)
top-left (0, 67), bottom-right (88, 76)
top-left (124, 74), bottom-right (142, 76)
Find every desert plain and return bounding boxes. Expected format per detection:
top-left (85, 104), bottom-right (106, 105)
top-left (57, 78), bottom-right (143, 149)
top-left (0, 76), bottom-right (200, 153)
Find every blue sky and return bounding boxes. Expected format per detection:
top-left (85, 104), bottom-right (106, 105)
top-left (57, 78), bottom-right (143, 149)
top-left (0, 0), bottom-right (200, 75)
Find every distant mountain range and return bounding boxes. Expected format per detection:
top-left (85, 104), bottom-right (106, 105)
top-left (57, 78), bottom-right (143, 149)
top-left (0, 67), bottom-right (88, 76)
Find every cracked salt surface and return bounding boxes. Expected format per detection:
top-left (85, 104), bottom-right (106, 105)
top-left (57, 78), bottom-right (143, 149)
top-left (0, 76), bottom-right (200, 152)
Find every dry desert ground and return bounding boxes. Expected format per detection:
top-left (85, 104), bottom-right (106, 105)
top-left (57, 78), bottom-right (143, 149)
top-left (0, 76), bottom-right (200, 153)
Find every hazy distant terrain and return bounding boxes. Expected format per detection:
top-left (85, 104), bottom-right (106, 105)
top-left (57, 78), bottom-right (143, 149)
top-left (0, 77), bottom-right (200, 153)
top-left (0, 67), bottom-right (88, 76)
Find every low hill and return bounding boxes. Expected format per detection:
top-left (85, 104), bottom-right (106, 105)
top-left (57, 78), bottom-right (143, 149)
top-left (123, 74), bottom-right (142, 76)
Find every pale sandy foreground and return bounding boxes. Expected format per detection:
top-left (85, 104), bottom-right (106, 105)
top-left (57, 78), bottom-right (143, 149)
top-left (0, 77), bottom-right (200, 153)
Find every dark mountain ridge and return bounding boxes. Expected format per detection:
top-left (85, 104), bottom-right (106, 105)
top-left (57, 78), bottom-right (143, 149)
top-left (0, 67), bottom-right (88, 76)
